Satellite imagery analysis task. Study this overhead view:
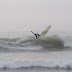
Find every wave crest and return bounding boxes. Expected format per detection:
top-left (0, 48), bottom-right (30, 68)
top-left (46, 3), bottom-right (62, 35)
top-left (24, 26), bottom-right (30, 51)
top-left (0, 35), bottom-right (72, 51)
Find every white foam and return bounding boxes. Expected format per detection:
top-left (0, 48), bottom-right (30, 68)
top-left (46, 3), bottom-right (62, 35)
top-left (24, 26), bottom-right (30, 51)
top-left (64, 42), bottom-right (72, 47)
top-left (0, 59), bottom-right (72, 69)
top-left (0, 52), bottom-right (72, 69)
top-left (59, 36), bottom-right (72, 48)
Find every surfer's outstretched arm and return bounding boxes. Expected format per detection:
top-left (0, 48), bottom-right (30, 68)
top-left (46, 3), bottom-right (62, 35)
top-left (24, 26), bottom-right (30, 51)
top-left (31, 31), bottom-right (35, 35)
top-left (31, 31), bottom-right (40, 39)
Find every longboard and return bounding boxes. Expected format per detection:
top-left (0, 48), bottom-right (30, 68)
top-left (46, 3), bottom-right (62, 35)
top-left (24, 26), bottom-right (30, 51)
top-left (40, 25), bottom-right (51, 36)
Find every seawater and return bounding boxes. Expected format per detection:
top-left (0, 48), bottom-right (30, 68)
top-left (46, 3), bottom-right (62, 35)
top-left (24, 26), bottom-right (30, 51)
top-left (0, 31), bottom-right (72, 72)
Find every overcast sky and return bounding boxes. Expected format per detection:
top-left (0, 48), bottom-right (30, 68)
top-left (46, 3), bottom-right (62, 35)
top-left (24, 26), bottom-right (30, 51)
top-left (0, 0), bottom-right (72, 32)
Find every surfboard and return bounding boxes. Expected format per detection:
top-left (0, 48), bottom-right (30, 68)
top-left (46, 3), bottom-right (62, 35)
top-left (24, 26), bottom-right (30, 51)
top-left (40, 25), bottom-right (51, 36)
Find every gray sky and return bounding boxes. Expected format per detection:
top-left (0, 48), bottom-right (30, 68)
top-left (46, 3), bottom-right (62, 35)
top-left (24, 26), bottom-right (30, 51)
top-left (0, 0), bottom-right (72, 32)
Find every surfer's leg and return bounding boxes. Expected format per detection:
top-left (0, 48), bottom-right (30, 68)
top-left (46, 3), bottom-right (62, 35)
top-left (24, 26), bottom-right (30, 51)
top-left (38, 34), bottom-right (40, 39)
top-left (34, 34), bottom-right (37, 39)
top-left (36, 36), bottom-right (37, 39)
top-left (38, 36), bottom-right (39, 39)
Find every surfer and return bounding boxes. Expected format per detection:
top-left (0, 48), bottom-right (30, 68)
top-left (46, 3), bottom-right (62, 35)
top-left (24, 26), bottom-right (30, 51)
top-left (31, 31), bottom-right (40, 39)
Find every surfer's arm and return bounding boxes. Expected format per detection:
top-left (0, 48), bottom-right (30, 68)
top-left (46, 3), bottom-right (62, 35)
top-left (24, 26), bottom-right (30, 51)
top-left (37, 33), bottom-right (40, 36)
top-left (31, 31), bottom-right (35, 35)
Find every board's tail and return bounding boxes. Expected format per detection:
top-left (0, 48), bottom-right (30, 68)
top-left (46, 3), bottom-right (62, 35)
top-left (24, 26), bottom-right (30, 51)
top-left (40, 25), bottom-right (51, 36)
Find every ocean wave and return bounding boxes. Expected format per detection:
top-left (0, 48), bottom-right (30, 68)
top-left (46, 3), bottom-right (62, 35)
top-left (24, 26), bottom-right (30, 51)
top-left (0, 50), bottom-right (72, 69)
top-left (0, 58), bottom-right (72, 69)
top-left (0, 35), bottom-right (72, 50)
top-left (16, 35), bottom-right (64, 47)
top-left (16, 35), bottom-right (72, 48)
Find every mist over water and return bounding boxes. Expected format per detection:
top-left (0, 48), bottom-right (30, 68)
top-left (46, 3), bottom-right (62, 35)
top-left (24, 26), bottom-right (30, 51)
top-left (0, 0), bottom-right (72, 71)
top-left (0, 30), bottom-right (72, 70)
top-left (0, 30), bottom-right (72, 52)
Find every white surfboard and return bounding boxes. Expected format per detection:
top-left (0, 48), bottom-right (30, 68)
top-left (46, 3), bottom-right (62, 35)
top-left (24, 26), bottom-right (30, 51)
top-left (40, 25), bottom-right (51, 36)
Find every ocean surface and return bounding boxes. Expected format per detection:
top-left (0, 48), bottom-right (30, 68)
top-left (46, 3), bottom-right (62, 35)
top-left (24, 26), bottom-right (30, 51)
top-left (0, 30), bottom-right (72, 72)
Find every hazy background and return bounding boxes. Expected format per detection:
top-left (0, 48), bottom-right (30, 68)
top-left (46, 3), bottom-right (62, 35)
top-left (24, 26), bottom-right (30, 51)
top-left (0, 0), bottom-right (72, 32)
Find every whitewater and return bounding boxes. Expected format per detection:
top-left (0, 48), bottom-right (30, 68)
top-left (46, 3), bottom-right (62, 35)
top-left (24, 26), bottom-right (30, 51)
top-left (0, 31), bottom-right (72, 72)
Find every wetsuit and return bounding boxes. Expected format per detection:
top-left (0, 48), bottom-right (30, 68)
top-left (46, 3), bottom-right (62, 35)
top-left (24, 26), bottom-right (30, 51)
top-left (31, 31), bottom-right (40, 39)
top-left (34, 33), bottom-right (40, 39)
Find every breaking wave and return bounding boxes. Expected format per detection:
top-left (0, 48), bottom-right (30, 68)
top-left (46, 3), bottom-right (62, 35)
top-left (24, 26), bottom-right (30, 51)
top-left (0, 35), bottom-right (72, 51)
top-left (0, 56), bottom-right (72, 69)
